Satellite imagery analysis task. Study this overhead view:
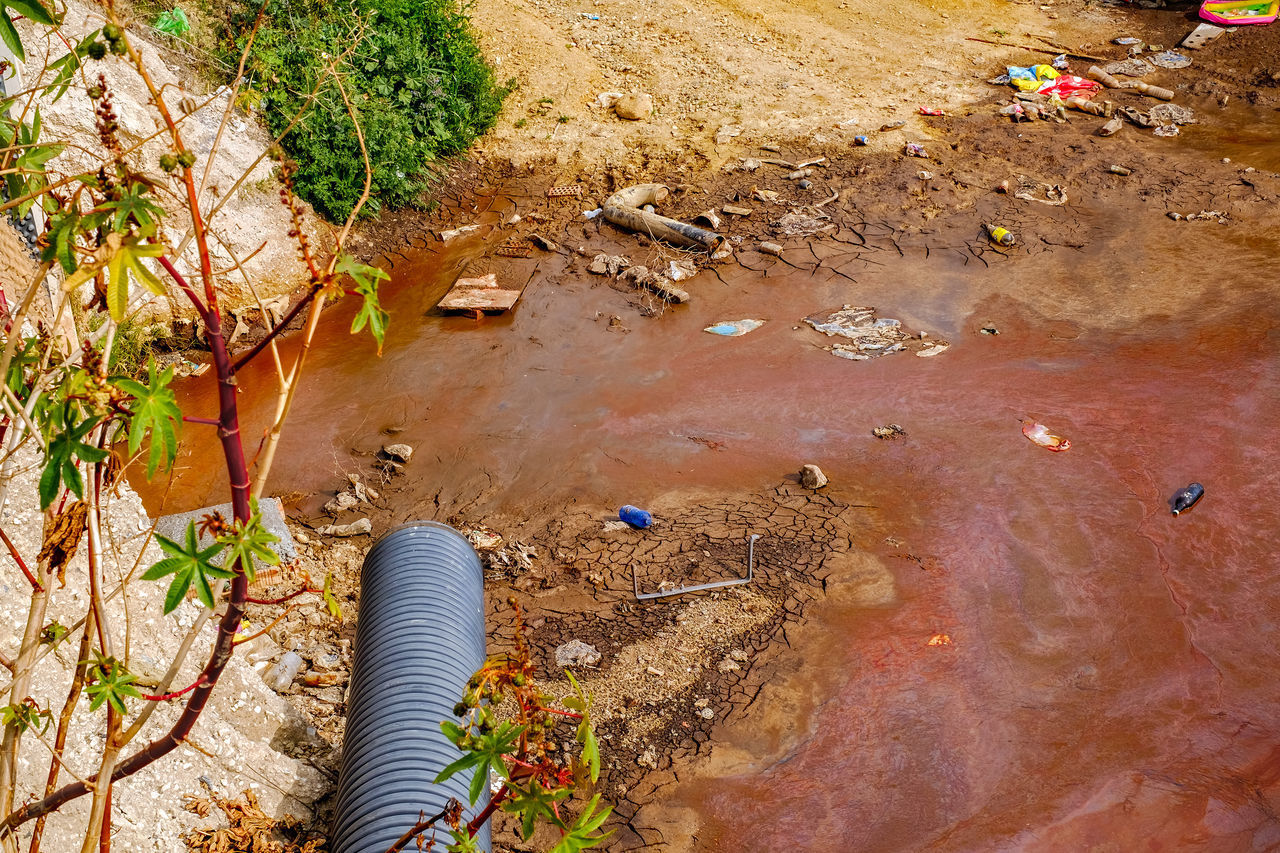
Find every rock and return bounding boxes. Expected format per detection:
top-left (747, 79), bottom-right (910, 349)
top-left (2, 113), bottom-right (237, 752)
top-left (637, 746), bottom-right (658, 769)
top-left (759, 241), bottom-right (784, 257)
top-left (323, 491), bottom-right (360, 514)
top-left (698, 707), bottom-right (715, 720)
top-left (614, 93), bottom-right (653, 120)
top-left (872, 424), bottom-right (906, 440)
top-left (318, 518), bottom-right (372, 537)
top-left (382, 443), bottom-right (413, 463)
top-left (800, 464), bottom-right (828, 489)
top-left (741, 158), bottom-right (762, 172)
top-left (554, 640), bottom-right (602, 668)
top-left (714, 124), bottom-right (743, 144)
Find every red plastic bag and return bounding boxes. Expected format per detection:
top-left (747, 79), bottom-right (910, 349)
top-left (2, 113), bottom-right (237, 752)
top-left (1038, 75), bottom-right (1102, 99)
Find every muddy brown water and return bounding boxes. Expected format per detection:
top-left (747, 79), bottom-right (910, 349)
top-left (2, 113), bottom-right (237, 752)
top-left (139, 110), bottom-right (1280, 849)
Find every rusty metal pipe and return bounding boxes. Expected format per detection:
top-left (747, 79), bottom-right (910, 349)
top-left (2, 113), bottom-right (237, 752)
top-left (602, 184), bottom-right (724, 252)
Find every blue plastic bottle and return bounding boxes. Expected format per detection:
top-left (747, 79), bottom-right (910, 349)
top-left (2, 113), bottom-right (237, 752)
top-left (619, 505), bottom-right (653, 528)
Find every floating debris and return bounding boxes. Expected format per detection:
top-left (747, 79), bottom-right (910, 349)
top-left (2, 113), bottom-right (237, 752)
top-left (547, 185), bottom-right (583, 198)
top-left (873, 424), bottom-right (906, 440)
top-left (804, 306), bottom-right (947, 360)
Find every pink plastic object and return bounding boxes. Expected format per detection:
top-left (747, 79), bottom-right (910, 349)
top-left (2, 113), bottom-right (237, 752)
top-left (1022, 420), bottom-right (1072, 452)
top-left (1199, 0), bottom-right (1278, 24)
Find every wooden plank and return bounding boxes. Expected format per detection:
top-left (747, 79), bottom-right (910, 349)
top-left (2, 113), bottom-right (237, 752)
top-left (438, 272), bottom-right (524, 312)
top-left (438, 288), bottom-right (524, 311)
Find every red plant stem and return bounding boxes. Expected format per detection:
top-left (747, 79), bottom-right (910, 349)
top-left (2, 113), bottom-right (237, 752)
top-left (0, 260), bottom-right (253, 842)
top-left (182, 416), bottom-right (219, 426)
top-left (383, 805), bottom-right (454, 853)
top-left (468, 785), bottom-right (510, 837)
top-left (230, 284), bottom-right (321, 372)
top-left (244, 585), bottom-right (316, 606)
top-left (140, 676), bottom-right (206, 702)
top-left (0, 525), bottom-right (41, 592)
top-left (539, 707), bottom-right (583, 720)
top-left (157, 257), bottom-right (208, 317)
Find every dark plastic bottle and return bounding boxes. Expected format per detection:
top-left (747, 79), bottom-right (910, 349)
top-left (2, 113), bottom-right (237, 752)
top-left (1171, 483), bottom-right (1204, 516)
top-left (619, 505), bottom-right (653, 528)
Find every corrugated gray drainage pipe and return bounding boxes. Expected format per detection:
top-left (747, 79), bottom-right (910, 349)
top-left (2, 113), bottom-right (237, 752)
top-left (330, 521), bottom-right (490, 853)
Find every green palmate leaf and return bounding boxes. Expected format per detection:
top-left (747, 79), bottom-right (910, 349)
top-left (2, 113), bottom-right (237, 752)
top-left (337, 254), bottom-right (390, 354)
top-left (84, 652), bottom-right (142, 715)
top-left (41, 211), bottom-right (80, 274)
top-left (98, 183), bottom-right (164, 236)
top-left (214, 498), bottom-right (280, 583)
top-left (501, 782), bottom-right (568, 841)
top-left (106, 239), bottom-right (166, 321)
top-left (141, 522), bottom-right (232, 612)
top-left (0, 700), bottom-right (51, 735)
top-left (4, 0), bottom-right (55, 26)
top-left (114, 357), bottom-right (181, 477)
top-left (446, 826), bottom-right (484, 853)
top-left (39, 406), bottom-right (107, 509)
top-left (547, 795), bottom-right (613, 853)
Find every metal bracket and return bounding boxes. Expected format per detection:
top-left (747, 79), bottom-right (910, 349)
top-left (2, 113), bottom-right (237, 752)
top-left (633, 534), bottom-right (761, 601)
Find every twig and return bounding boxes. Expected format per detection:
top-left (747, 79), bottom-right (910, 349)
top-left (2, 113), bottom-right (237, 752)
top-left (0, 526), bottom-right (41, 592)
top-left (964, 37), bottom-right (1104, 62)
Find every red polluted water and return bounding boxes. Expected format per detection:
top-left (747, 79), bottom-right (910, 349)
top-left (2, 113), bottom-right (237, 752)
top-left (142, 171), bottom-right (1280, 849)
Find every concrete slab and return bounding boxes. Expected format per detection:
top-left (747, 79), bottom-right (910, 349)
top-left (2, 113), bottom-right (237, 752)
top-left (154, 496), bottom-right (298, 571)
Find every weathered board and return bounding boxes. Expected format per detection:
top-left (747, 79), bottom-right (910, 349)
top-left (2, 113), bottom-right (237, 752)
top-left (437, 272), bottom-right (525, 313)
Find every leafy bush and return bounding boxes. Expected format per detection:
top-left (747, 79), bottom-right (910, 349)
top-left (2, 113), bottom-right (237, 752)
top-left (223, 0), bottom-right (509, 221)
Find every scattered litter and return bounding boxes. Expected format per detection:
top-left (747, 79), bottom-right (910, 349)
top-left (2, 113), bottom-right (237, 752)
top-left (154, 7), bottom-right (191, 35)
top-left (668, 259), bottom-right (697, 281)
top-left (759, 241), bottom-right (784, 256)
top-left (1153, 124), bottom-right (1180, 137)
top-left (919, 106), bottom-right (945, 115)
top-left (741, 157), bottom-right (762, 172)
top-left (588, 254), bottom-right (630, 276)
top-left (880, 120), bottom-right (906, 131)
top-left (1113, 37), bottom-right (1142, 45)
top-left (1181, 22), bottom-right (1226, 49)
top-left (461, 524), bottom-right (504, 551)
top-left (798, 179), bottom-right (813, 190)
top-left (547, 185), bottom-right (583, 198)
top-left (705, 319), bottom-right (765, 336)
top-left (722, 204), bottom-right (753, 216)
top-left (980, 325), bottom-right (1000, 335)
top-left (785, 168), bottom-right (813, 180)
top-left (437, 223), bottom-right (483, 241)
top-left (1008, 64), bottom-right (1059, 90)
top-left (1102, 58), bottom-right (1154, 77)
top-left (918, 170), bottom-right (934, 180)
top-left (581, 13), bottom-right (601, 20)
top-left (1013, 178), bottom-right (1068, 206)
top-left (1038, 75), bottom-right (1102, 99)
top-left (904, 142), bottom-right (928, 158)
top-left (602, 520), bottom-right (631, 533)
top-left (1022, 420), bottom-right (1071, 452)
top-left (1150, 103), bottom-right (1197, 124)
top-left (715, 125), bottom-right (744, 144)
top-left (752, 186), bottom-right (780, 203)
top-left (916, 342), bottom-right (950, 357)
top-left (1051, 53), bottom-right (1069, 70)
top-left (583, 208), bottom-right (602, 219)
top-left (595, 93), bottom-right (624, 110)
top-left (494, 243), bottom-right (532, 258)
top-left (770, 209), bottom-right (833, 237)
top-left (530, 234), bottom-right (558, 252)
top-left (1200, 0), bottom-right (1278, 25)
top-left (1172, 209), bottom-right (1228, 223)
top-left (1148, 50), bottom-right (1192, 69)
top-left (694, 209), bottom-right (722, 229)
top-left (804, 306), bottom-right (946, 360)
top-left (438, 272), bottom-right (525, 314)
top-left (873, 423), bottom-right (906, 440)
top-left (854, 135), bottom-right (869, 145)
top-left (619, 505), bottom-right (654, 528)
top-left (1170, 482), bottom-right (1204, 516)
top-left (984, 223), bottom-right (1016, 246)
top-left (1099, 115), bottom-right (1125, 137)
top-left (1109, 164), bottom-right (1133, 175)
top-left (618, 266), bottom-right (689, 303)
top-left (927, 633), bottom-right (953, 647)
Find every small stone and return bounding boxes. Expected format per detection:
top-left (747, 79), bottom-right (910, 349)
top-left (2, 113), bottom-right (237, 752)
top-left (729, 649), bottom-right (748, 661)
top-left (383, 443), bottom-right (413, 463)
top-left (323, 491), bottom-right (360, 514)
top-left (800, 464), bottom-right (828, 489)
top-left (637, 746), bottom-right (658, 768)
top-left (555, 640), bottom-right (602, 668)
top-left (303, 671), bottom-right (343, 688)
top-left (645, 666), bottom-right (665, 677)
top-left (698, 707), bottom-right (715, 720)
top-left (717, 657), bottom-right (741, 673)
top-left (715, 124), bottom-right (743, 144)
top-left (759, 241), bottom-right (784, 256)
top-left (614, 93), bottom-right (653, 120)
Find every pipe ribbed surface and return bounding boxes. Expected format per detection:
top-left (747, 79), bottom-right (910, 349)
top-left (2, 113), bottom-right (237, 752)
top-left (331, 521), bottom-right (490, 853)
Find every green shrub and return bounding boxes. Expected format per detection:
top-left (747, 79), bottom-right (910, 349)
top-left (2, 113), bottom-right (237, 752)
top-left (223, 0), bottom-right (510, 221)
